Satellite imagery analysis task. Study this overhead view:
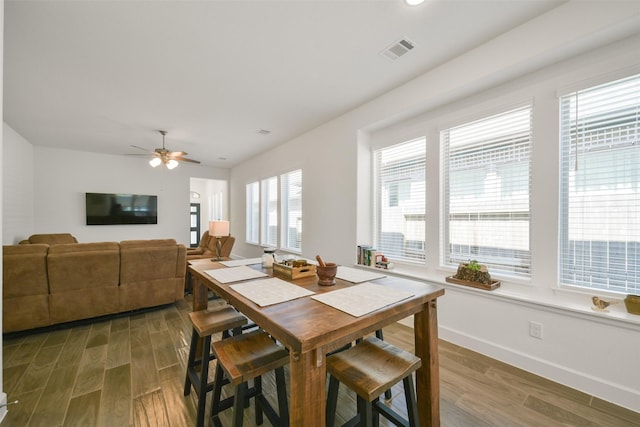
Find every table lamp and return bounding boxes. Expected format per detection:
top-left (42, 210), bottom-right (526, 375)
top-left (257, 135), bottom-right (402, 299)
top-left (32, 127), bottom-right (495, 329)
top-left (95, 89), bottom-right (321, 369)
top-left (209, 220), bottom-right (230, 261)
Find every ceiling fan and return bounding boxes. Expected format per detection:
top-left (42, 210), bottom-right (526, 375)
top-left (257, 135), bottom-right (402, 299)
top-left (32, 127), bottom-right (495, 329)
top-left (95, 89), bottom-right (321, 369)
top-left (130, 130), bottom-right (201, 169)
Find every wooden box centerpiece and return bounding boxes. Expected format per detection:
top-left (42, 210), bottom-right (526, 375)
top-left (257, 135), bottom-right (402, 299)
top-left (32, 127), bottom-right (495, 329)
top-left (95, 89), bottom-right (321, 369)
top-left (273, 259), bottom-right (317, 280)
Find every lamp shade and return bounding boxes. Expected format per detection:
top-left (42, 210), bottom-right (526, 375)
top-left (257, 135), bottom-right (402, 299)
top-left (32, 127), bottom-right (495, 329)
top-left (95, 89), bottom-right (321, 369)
top-left (149, 157), bottom-right (162, 167)
top-left (209, 220), bottom-right (229, 237)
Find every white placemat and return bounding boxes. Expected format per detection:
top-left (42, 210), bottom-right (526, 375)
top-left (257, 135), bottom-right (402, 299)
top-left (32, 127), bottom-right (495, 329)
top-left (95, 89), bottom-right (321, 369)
top-left (311, 282), bottom-right (413, 317)
top-left (220, 258), bottom-right (262, 267)
top-left (230, 277), bottom-right (315, 307)
top-left (335, 266), bottom-right (386, 283)
top-left (204, 265), bottom-right (268, 283)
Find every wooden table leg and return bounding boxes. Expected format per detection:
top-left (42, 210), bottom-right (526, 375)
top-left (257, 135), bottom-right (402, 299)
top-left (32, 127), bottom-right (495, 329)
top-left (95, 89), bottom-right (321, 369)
top-left (191, 274), bottom-right (208, 312)
top-left (289, 349), bottom-right (326, 427)
top-left (414, 299), bottom-right (441, 427)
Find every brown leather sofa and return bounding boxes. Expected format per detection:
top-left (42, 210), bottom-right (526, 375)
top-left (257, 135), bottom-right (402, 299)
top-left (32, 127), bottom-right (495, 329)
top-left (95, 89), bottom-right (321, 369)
top-left (3, 236), bottom-right (186, 333)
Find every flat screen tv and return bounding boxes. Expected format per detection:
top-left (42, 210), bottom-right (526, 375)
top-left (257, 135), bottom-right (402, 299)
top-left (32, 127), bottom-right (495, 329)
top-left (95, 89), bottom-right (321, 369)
top-left (86, 192), bottom-right (158, 225)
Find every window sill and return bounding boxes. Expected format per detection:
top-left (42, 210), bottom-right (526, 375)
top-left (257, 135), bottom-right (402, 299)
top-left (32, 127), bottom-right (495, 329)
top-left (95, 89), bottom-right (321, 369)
top-left (354, 263), bottom-right (640, 330)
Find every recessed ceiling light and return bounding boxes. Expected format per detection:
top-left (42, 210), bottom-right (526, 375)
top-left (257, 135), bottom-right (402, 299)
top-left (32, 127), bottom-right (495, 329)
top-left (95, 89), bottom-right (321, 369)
top-left (405, 0), bottom-right (425, 5)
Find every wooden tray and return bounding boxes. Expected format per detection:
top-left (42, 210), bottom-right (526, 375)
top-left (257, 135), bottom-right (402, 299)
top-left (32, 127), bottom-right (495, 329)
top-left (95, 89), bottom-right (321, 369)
top-left (273, 262), bottom-right (317, 280)
top-left (445, 276), bottom-right (501, 291)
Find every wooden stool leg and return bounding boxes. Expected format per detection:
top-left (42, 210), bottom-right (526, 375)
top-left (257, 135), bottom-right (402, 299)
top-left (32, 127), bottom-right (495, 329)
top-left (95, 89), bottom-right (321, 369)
top-left (326, 375), bottom-right (340, 427)
top-left (275, 367), bottom-right (289, 427)
top-left (184, 327), bottom-right (199, 395)
top-left (233, 383), bottom-right (247, 427)
top-left (255, 376), bottom-right (264, 425)
top-left (210, 362), bottom-right (225, 426)
top-left (359, 396), bottom-right (374, 427)
top-left (403, 375), bottom-right (419, 427)
top-left (195, 335), bottom-right (212, 427)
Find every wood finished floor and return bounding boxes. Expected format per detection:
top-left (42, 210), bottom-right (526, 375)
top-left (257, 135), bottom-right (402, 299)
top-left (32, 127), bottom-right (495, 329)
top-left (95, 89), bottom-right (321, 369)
top-left (2, 295), bottom-right (639, 427)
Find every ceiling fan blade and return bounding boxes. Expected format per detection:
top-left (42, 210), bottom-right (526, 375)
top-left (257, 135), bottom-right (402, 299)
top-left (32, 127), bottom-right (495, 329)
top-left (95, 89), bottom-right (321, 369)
top-left (130, 144), bottom-right (153, 152)
top-left (167, 151), bottom-right (187, 156)
top-left (173, 156), bottom-right (201, 164)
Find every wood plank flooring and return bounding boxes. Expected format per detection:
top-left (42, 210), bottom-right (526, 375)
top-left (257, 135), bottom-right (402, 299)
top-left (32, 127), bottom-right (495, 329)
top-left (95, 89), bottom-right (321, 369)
top-left (2, 295), bottom-right (639, 427)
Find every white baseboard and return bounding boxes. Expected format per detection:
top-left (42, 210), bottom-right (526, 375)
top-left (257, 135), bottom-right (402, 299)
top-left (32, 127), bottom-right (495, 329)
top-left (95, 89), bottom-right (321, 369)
top-left (0, 392), bottom-right (8, 423)
top-left (438, 325), bottom-right (640, 414)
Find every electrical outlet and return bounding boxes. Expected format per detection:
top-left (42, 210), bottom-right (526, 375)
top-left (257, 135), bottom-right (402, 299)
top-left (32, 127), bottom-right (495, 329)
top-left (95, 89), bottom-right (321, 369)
top-left (529, 321), bottom-right (543, 339)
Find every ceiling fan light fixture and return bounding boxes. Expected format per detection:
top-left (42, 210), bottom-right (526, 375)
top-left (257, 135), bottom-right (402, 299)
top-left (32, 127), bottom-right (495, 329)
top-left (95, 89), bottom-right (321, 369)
top-left (132, 130), bottom-right (199, 170)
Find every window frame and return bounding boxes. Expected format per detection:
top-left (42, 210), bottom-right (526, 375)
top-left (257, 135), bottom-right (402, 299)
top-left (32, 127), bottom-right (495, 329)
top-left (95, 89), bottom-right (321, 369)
top-left (245, 181), bottom-right (260, 245)
top-left (440, 104), bottom-right (533, 278)
top-left (373, 137), bottom-right (427, 264)
top-left (558, 73), bottom-right (640, 294)
top-left (280, 169), bottom-right (303, 253)
top-left (245, 170), bottom-right (303, 252)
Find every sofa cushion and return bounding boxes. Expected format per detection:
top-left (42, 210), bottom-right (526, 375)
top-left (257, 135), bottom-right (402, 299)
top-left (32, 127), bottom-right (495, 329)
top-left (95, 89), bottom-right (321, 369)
top-left (3, 244), bottom-right (50, 298)
top-left (27, 233), bottom-right (78, 245)
top-left (47, 242), bottom-right (121, 324)
top-left (2, 244), bottom-right (51, 332)
top-left (120, 239), bottom-right (180, 282)
top-left (47, 242), bottom-right (120, 293)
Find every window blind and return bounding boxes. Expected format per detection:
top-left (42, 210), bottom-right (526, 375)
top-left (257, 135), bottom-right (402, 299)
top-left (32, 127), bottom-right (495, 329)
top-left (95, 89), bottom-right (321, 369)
top-left (441, 106), bottom-right (532, 276)
top-left (559, 73), bottom-right (640, 293)
top-left (246, 181), bottom-right (260, 244)
top-left (261, 176), bottom-right (278, 248)
top-left (374, 138), bottom-right (426, 262)
top-left (281, 169), bottom-right (302, 252)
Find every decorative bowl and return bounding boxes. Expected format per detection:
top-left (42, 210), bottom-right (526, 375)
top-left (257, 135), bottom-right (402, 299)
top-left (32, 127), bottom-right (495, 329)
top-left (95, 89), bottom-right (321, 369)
top-left (317, 263), bottom-right (337, 286)
top-left (624, 294), bottom-right (640, 315)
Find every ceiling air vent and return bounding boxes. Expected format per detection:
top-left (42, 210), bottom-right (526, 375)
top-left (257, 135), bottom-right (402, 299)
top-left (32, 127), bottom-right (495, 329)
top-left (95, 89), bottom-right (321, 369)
top-left (381, 38), bottom-right (415, 61)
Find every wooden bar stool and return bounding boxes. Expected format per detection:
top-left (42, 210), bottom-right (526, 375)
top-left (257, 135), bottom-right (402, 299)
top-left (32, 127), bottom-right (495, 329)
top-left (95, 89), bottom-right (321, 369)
top-left (210, 329), bottom-right (290, 427)
top-left (184, 305), bottom-right (248, 427)
top-left (325, 336), bottom-right (421, 427)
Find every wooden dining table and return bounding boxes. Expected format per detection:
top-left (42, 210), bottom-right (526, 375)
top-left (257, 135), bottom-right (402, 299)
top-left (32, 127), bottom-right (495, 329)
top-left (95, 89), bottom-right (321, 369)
top-left (188, 258), bottom-right (445, 427)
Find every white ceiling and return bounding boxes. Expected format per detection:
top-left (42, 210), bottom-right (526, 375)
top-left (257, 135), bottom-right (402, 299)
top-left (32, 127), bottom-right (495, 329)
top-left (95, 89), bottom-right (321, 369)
top-left (4, 0), bottom-right (565, 168)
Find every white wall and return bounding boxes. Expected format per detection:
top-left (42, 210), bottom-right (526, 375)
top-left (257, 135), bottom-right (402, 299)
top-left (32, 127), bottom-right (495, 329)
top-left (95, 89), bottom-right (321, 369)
top-left (3, 124), bottom-right (34, 244)
top-left (229, 2), bottom-right (640, 413)
top-left (2, 138), bottom-right (230, 246)
top-left (0, 0), bottom-right (6, 419)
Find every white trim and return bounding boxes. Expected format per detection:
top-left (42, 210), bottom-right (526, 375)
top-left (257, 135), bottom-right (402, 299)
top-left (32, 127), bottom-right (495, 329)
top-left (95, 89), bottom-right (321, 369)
top-left (0, 393), bottom-right (7, 423)
top-left (438, 324), bottom-right (640, 413)
top-left (555, 65), bottom-right (640, 98)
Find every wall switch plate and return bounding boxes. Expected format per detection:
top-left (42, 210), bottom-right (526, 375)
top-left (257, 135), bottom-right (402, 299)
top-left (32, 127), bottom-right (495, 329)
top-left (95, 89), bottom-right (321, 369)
top-left (529, 321), bottom-right (543, 339)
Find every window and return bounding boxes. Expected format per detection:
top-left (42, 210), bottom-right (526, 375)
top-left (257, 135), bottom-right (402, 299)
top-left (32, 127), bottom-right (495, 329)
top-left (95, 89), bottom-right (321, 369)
top-left (559, 73), bottom-right (640, 294)
top-left (281, 169), bottom-right (302, 252)
top-left (246, 182), bottom-right (259, 244)
top-left (374, 138), bottom-right (426, 262)
top-left (246, 171), bottom-right (303, 251)
top-left (261, 177), bottom-right (278, 248)
top-left (441, 106), bottom-right (532, 276)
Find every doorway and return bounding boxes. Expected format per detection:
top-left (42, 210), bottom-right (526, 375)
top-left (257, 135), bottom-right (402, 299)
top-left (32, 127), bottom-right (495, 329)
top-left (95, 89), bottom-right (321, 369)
top-left (190, 178), bottom-right (229, 244)
top-left (190, 203), bottom-right (200, 248)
